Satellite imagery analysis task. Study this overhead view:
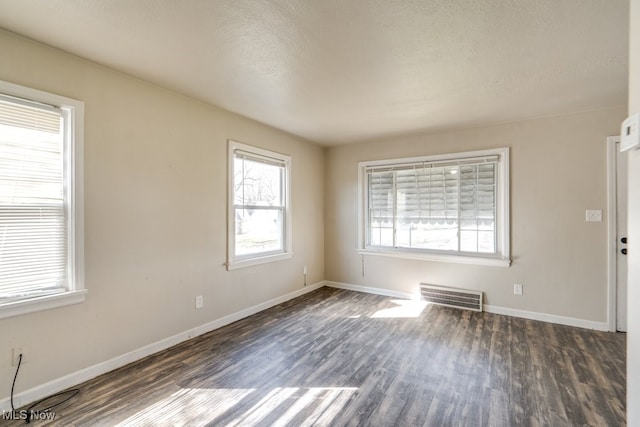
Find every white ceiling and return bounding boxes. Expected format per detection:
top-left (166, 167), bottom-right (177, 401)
top-left (0, 0), bottom-right (629, 145)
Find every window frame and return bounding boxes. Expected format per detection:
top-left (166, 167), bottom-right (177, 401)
top-left (227, 140), bottom-right (292, 270)
top-left (0, 80), bottom-right (85, 319)
top-left (358, 147), bottom-right (510, 267)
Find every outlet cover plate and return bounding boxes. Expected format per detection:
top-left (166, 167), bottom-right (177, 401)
top-left (586, 210), bottom-right (602, 222)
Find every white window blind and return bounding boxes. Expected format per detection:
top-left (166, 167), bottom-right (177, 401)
top-left (0, 94), bottom-right (67, 302)
top-left (366, 155), bottom-right (499, 254)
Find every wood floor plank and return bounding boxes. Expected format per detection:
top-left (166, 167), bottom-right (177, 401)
top-left (6, 287), bottom-right (626, 426)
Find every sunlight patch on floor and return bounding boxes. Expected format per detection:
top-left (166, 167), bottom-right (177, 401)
top-left (116, 388), bottom-right (253, 426)
top-left (115, 386), bottom-right (357, 426)
top-left (229, 386), bottom-right (357, 426)
top-left (370, 299), bottom-right (428, 318)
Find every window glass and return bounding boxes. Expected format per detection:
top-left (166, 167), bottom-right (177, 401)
top-left (361, 148), bottom-right (509, 264)
top-left (0, 81), bottom-right (85, 318)
top-left (228, 141), bottom-right (291, 269)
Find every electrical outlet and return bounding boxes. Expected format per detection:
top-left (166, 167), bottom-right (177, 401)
top-left (12, 347), bottom-right (25, 366)
top-left (585, 209), bottom-right (602, 222)
top-left (513, 284), bottom-right (523, 296)
top-left (195, 295), bottom-right (204, 309)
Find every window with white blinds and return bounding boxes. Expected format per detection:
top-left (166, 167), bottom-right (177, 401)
top-left (227, 141), bottom-right (292, 270)
top-left (0, 80), bottom-right (85, 318)
top-left (360, 148), bottom-right (510, 266)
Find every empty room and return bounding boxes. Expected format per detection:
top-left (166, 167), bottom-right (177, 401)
top-left (1, 0), bottom-right (639, 426)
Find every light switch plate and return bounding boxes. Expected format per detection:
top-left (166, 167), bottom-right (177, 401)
top-left (586, 210), bottom-right (602, 222)
top-left (621, 112), bottom-right (640, 152)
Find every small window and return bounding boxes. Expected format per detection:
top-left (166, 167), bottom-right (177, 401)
top-left (0, 80), bottom-right (85, 319)
top-left (359, 148), bottom-right (510, 266)
top-left (227, 141), bottom-right (292, 270)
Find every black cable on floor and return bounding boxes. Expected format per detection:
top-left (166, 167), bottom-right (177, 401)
top-left (10, 352), bottom-right (81, 424)
top-left (24, 388), bottom-right (80, 424)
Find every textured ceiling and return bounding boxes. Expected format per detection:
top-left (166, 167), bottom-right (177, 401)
top-left (0, 0), bottom-right (629, 145)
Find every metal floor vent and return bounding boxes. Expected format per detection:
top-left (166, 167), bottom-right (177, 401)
top-left (420, 283), bottom-right (483, 312)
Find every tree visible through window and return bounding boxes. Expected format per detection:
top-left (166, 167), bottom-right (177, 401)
top-left (227, 141), bottom-right (291, 269)
top-left (234, 153), bottom-right (284, 255)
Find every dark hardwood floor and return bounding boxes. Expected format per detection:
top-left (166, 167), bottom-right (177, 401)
top-left (6, 287), bottom-right (626, 426)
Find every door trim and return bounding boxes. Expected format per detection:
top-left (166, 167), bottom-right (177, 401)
top-left (606, 135), bottom-right (621, 332)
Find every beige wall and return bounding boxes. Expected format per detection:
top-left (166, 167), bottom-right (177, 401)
top-left (0, 29), bottom-right (324, 399)
top-left (627, 0), bottom-right (640, 424)
top-left (0, 10), bottom-right (632, 409)
top-left (326, 108), bottom-right (625, 322)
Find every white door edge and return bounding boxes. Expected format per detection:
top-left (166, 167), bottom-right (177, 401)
top-left (606, 135), bottom-right (621, 332)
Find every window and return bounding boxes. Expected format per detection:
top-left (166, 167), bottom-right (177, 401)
top-left (227, 141), bottom-right (291, 270)
top-left (359, 147), bottom-right (510, 266)
top-left (0, 80), bottom-right (85, 319)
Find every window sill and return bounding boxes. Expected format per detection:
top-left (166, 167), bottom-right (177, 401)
top-left (358, 249), bottom-right (511, 267)
top-left (0, 289), bottom-right (88, 320)
top-left (227, 252), bottom-right (293, 271)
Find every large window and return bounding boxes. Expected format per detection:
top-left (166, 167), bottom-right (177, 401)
top-left (0, 81), bottom-right (85, 319)
top-left (359, 148), bottom-right (510, 266)
top-left (227, 141), bottom-right (291, 270)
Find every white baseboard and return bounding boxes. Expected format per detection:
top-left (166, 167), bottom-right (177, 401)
top-left (324, 281), bottom-right (418, 300)
top-left (325, 281), bottom-right (609, 331)
top-left (483, 304), bottom-right (609, 331)
top-left (0, 281), bottom-right (325, 411)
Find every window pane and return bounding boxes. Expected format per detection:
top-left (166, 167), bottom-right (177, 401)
top-left (234, 157), bottom-right (282, 207)
top-left (396, 166), bottom-right (460, 251)
top-left (370, 226), bottom-right (393, 246)
top-left (369, 171), bottom-right (393, 210)
top-left (0, 125), bottom-right (63, 204)
top-left (396, 169), bottom-right (418, 223)
top-left (229, 143), bottom-right (291, 266)
top-left (460, 230), bottom-right (478, 252)
top-left (379, 227), bottom-right (393, 246)
top-left (365, 154), bottom-right (502, 256)
top-left (370, 209), bottom-right (393, 228)
top-left (478, 230), bottom-right (495, 253)
top-left (409, 222), bottom-right (458, 251)
top-left (368, 171), bottom-right (393, 246)
top-left (0, 98), bottom-right (67, 300)
top-left (235, 208), bottom-right (283, 256)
